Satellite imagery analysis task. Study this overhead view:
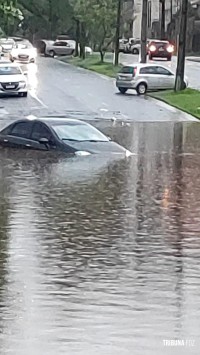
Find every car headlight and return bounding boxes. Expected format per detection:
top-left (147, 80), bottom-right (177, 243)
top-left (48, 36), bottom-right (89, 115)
top-left (125, 149), bottom-right (133, 157)
top-left (149, 45), bottom-right (156, 52)
top-left (18, 81), bottom-right (26, 88)
top-left (166, 45), bottom-right (174, 53)
top-left (75, 151), bottom-right (91, 156)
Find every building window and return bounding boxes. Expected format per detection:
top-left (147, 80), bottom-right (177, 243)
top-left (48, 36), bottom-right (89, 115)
top-left (148, 1), bottom-right (152, 28)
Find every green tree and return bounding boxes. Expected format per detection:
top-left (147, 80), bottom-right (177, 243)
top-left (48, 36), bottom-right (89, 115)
top-left (0, 0), bottom-right (23, 35)
top-left (18, 0), bottom-right (74, 40)
top-left (72, 0), bottom-right (117, 61)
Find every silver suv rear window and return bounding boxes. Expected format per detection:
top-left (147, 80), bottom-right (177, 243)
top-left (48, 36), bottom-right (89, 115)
top-left (120, 66), bottom-right (137, 75)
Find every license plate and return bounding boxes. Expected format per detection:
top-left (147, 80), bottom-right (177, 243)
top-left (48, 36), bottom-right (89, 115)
top-left (6, 85), bottom-right (15, 89)
top-left (159, 48), bottom-right (164, 51)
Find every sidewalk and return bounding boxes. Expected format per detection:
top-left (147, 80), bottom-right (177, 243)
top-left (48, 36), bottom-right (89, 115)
top-left (186, 56), bottom-right (200, 63)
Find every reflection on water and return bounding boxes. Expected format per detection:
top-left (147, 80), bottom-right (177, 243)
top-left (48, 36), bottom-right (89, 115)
top-left (0, 121), bottom-right (200, 355)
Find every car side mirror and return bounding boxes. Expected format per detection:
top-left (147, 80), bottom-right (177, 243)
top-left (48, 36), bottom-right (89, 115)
top-left (39, 137), bottom-right (49, 144)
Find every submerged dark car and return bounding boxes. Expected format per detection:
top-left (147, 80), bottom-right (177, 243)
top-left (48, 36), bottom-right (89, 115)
top-left (0, 117), bottom-right (132, 156)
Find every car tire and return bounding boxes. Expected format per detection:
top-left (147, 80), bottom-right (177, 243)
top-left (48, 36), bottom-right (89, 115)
top-left (118, 87), bottom-right (127, 94)
top-left (167, 56), bottom-right (172, 61)
top-left (49, 50), bottom-right (55, 58)
top-left (183, 81), bottom-right (187, 90)
top-left (132, 48), bottom-right (139, 55)
top-left (149, 54), bottom-right (153, 60)
top-left (136, 82), bottom-right (147, 95)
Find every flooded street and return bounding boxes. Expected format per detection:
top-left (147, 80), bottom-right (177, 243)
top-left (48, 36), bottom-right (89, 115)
top-left (0, 120), bottom-right (200, 355)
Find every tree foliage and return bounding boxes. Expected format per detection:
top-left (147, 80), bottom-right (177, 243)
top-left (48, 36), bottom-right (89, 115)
top-left (0, 0), bottom-right (117, 61)
top-left (72, 0), bottom-right (117, 61)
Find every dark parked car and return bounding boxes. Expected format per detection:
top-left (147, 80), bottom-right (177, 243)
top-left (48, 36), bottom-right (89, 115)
top-left (0, 117), bottom-right (132, 156)
top-left (148, 40), bottom-right (174, 61)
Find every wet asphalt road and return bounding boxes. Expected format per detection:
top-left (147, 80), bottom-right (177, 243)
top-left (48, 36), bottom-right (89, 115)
top-left (0, 56), bottom-right (197, 126)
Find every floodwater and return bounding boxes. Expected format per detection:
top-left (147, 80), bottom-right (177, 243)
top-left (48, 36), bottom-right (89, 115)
top-left (0, 121), bottom-right (200, 355)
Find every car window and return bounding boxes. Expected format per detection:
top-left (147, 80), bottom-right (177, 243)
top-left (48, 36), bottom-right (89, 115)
top-left (31, 122), bottom-right (53, 141)
top-left (139, 66), bottom-right (157, 74)
top-left (120, 66), bottom-right (136, 74)
top-left (54, 42), bottom-right (66, 47)
top-left (53, 123), bottom-right (109, 142)
top-left (155, 66), bottom-right (172, 75)
top-left (0, 66), bottom-right (21, 75)
top-left (10, 122), bottom-right (32, 138)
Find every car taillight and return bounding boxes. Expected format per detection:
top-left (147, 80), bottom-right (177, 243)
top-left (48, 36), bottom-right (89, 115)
top-left (133, 67), bottom-right (137, 76)
top-left (166, 45), bottom-right (174, 53)
top-left (149, 45), bottom-right (156, 52)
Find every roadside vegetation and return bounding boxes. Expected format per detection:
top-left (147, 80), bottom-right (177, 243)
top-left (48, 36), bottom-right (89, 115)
top-left (60, 54), bottom-right (122, 78)
top-left (149, 89), bottom-right (200, 119)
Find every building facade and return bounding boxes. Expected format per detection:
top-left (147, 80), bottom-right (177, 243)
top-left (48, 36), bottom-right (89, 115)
top-left (131, 0), bottom-right (181, 39)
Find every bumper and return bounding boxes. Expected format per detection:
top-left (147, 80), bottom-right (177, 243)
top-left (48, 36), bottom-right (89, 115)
top-left (116, 80), bottom-right (136, 89)
top-left (12, 57), bottom-right (35, 63)
top-left (0, 88), bottom-right (28, 94)
top-left (149, 51), bottom-right (171, 58)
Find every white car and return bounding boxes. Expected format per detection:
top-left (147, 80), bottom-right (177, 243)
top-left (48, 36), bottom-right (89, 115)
top-left (0, 63), bottom-right (28, 97)
top-left (10, 43), bottom-right (37, 63)
top-left (45, 40), bottom-right (92, 57)
top-left (116, 63), bottom-right (189, 95)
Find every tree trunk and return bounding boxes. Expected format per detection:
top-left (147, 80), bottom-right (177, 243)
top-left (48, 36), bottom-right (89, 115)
top-left (100, 50), bottom-right (105, 63)
top-left (74, 19), bottom-right (80, 57)
top-left (114, 0), bottom-right (121, 66)
top-left (79, 22), bottom-right (86, 59)
top-left (140, 0), bottom-right (147, 63)
top-left (175, 0), bottom-right (188, 92)
top-left (48, 0), bottom-right (53, 38)
top-left (160, 0), bottom-right (165, 39)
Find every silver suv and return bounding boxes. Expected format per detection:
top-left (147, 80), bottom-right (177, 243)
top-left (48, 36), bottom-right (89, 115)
top-left (116, 63), bottom-right (188, 95)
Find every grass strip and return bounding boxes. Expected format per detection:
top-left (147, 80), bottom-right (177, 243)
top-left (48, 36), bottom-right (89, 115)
top-left (149, 89), bottom-right (200, 119)
top-left (59, 54), bottom-right (122, 78)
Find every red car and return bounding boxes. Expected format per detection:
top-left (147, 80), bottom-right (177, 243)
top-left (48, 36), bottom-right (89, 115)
top-left (148, 40), bottom-right (174, 61)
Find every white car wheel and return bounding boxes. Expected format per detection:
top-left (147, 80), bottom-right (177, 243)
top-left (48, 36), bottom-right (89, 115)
top-left (136, 83), bottom-right (147, 95)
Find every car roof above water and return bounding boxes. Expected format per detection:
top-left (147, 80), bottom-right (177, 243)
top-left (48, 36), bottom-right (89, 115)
top-left (21, 117), bottom-right (88, 126)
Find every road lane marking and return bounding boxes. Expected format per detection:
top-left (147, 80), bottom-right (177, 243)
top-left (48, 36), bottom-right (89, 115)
top-left (29, 90), bottom-right (48, 108)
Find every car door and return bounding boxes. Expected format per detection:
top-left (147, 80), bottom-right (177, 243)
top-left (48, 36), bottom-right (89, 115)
top-left (155, 66), bottom-right (175, 89)
top-left (2, 121), bottom-right (34, 149)
top-left (62, 42), bottom-right (73, 55)
top-left (52, 42), bottom-right (64, 55)
top-left (139, 66), bottom-right (158, 89)
top-left (31, 122), bottom-right (57, 150)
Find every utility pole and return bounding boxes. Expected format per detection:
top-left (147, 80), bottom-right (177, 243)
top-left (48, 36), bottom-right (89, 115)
top-left (160, 0), bottom-right (165, 39)
top-left (114, 0), bottom-right (122, 66)
top-left (140, 0), bottom-right (147, 63)
top-left (175, 0), bottom-right (188, 91)
top-left (170, 0), bottom-right (173, 22)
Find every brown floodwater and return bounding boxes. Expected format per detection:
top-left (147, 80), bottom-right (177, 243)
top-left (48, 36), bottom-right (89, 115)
top-left (0, 120), bottom-right (200, 355)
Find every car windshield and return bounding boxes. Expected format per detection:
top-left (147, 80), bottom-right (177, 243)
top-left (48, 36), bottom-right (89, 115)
top-left (0, 66), bottom-right (21, 75)
top-left (0, 41), bottom-right (13, 45)
top-left (53, 122), bottom-right (109, 142)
